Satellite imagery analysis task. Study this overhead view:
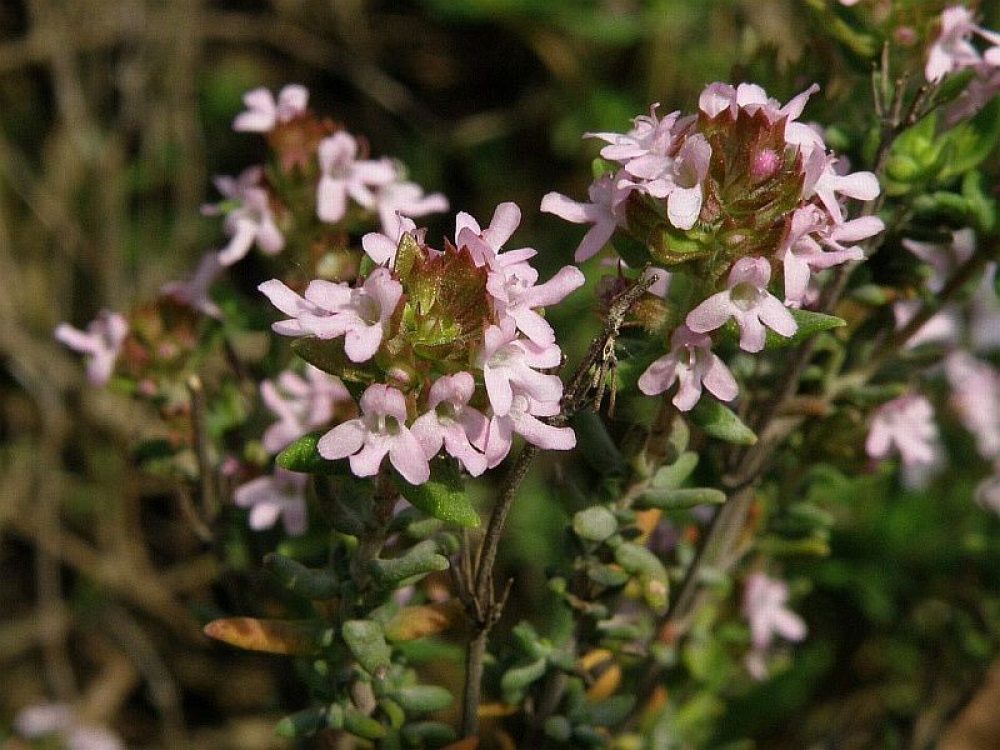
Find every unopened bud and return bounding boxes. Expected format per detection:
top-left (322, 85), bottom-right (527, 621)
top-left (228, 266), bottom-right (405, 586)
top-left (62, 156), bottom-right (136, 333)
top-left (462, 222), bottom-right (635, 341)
top-left (751, 148), bottom-right (781, 182)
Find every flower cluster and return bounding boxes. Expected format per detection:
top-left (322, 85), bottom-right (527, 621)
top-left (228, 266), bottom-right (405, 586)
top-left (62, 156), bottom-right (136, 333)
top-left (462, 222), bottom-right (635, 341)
top-left (928, 6), bottom-right (1000, 125)
top-left (261, 202), bottom-right (583, 485)
top-left (742, 572), bottom-right (807, 680)
top-left (543, 81), bottom-right (882, 410)
top-left (207, 84), bottom-right (448, 267)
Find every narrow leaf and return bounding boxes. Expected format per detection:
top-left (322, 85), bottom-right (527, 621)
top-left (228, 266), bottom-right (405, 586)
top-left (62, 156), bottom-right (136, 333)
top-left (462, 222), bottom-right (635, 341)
top-left (689, 399), bottom-right (757, 445)
top-left (635, 487), bottom-right (727, 510)
top-left (394, 460), bottom-right (480, 528)
top-left (342, 620), bottom-right (391, 676)
top-left (203, 617), bottom-right (317, 655)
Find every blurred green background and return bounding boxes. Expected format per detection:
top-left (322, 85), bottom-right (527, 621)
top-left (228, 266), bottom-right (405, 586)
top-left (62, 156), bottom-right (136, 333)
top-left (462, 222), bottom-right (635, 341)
top-left (2, 1), bottom-right (1000, 748)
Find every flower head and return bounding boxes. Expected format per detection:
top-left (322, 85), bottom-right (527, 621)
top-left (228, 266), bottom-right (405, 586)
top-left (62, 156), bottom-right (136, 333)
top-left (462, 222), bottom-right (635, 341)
top-left (477, 321), bottom-right (563, 416)
top-left (925, 6), bottom-right (1000, 82)
top-left (686, 257), bottom-right (797, 352)
top-left (318, 384), bottom-right (429, 484)
top-left (455, 202), bottom-right (538, 270)
top-left (742, 572), bottom-right (806, 680)
top-left (375, 180), bottom-right (449, 238)
top-left (54, 310), bottom-right (129, 386)
top-left (484, 390), bottom-right (575, 468)
top-left (540, 172), bottom-right (631, 262)
top-left (487, 261), bottom-right (585, 345)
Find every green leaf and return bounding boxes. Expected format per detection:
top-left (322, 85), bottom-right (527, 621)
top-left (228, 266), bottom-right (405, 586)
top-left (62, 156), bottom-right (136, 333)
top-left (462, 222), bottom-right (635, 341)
top-left (276, 432), bottom-right (339, 474)
top-left (342, 620), bottom-right (391, 677)
top-left (501, 657), bottom-right (548, 703)
top-left (293, 337), bottom-right (376, 389)
top-left (635, 487), bottom-right (727, 510)
top-left (343, 709), bottom-right (387, 740)
top-left (571, 411), bottom-right (625, 477)
top-left (614, 542), bottom-right (670, 613)
top-left (315, 473), bottom-right (376, 536)
top-left (766, 308), bottom-right (846, 349)
top-left (369, 540), bottom-right (450, 585)
top-left (544, 715), bottom-right (573, 741)
top-left (263, 554), bottom-right (340, 599)
top-left (689, 399), bottom-right (757, 445)
top-left (651, 451), bottom-right (699, 490)
top-left (401, 721), bottom-right (458, 746)
top-left (274, 706), bottom-right (328, 738)
top-left (392, 685), bottom-right (454, 713)
top-left (587, 694), bottom-right (636, 727)
top-left (393, 460), bottom-right (480, 528)
top-left (572, 506), bottom-right (618, 542)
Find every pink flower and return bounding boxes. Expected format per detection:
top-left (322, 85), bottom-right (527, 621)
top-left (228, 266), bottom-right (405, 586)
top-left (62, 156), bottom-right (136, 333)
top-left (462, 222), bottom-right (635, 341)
top-left (207, 167), bottom-right (284, 266)
top-left (892, 300), bottom-right (960, 349)
top-left (686, 257), bottom-right (797, 352)
top-left (232, 84), bottom-right (309, 132)
top-left (638, 325), bottom-right (739, 411)
top-left (316, 132), bottom-right (397, 224)
top-left (234, 468), bottom-right (308, 535)
top-left (375, 181), bottom-right (449, 238)
top-left (619, 133), bottom-right (712, 230)
top-left (477, 321), bottom-right (564, 416)
top-left (902, 228), bottom-right (975, 293)
top-left (362, 216), bottom-right (423, 267)
top-left (587, 105), bottom-right (687, 168)
top-left (925, 6), bottom-right (1000, 82)
top-left (260, 267), bottom-right (403, 362)
top-left (802, 149), bottom-right (880, 224)
top-left (699, 82), bottom-right (824, 155)
top-left (412, 372), bottom-right (489, 476)
top-left (484, 391), bottom-right (575, 468)
top-left (742, 572), bottom-right (806, 680)
top-left (161, 252), bottom-right (224, 319)
top-left (54, 310), bottom-right (129, 386)
top-left (866, 394), bottom-right (940, 469)
top-left (780, 207), bottom-right (880, 305)
top-left (487, 261), bottom-right (585, 345)
top-left (540, 172), bottom-right (630, 262)
top-left (14, 703), bottom-right (124, 750)
top-left (261, 365), bottom-right (352, 455)
top-left (455, 202), bottom-right (538, 270)
top-left (318, 384), bottom-right (430, 485)
top-left (946, 351), bottom-right (1000, 461)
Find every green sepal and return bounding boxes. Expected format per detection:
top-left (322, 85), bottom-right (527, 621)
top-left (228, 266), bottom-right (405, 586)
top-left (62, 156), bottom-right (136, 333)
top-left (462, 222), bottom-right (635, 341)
top-left (342, 620), bottom-right (392, 677)
top-left (689, 398), bottom-right (757, 445)
top-left (393, 460), bottom-right (480, 528)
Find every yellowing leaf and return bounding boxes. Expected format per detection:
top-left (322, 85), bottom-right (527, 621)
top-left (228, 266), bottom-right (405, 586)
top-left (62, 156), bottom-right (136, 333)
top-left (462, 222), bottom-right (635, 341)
top-left (203, 617), bottom-right (317, 655)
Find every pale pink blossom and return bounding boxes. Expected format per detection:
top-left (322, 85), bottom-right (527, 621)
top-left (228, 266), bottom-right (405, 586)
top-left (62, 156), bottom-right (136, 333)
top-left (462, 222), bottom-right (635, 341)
top-left (161, 252), bottom-right (224, 319)
top-left (260, 267), bottom-right (403, 362)
top-left (455, 202), bottom-right (538, 270)
top-left (946, 351), bottom-right (1000, 460)
top-left (318, 384), bottom-right (429, 485)
top-left (802, 149), bottom-right (880, 224)
top-left (742, 572), bottom-right (806, 680)
top-left (411, 372), bottom-right (489, 476)
top-left (234, 468), bottom-right (308, 535)
top-left (261, 365), bottom-right (351, 455)
top-left (902, 228), bottom-right (976, 293)
top-left (699, 82), bottom-right (824, 155)
top-left (233, 84), bottom-right (309, 132)
top-left (375, 181), bottom-right (449, 238)
top-left (484, 391), bottom-right (575, 468)
top-left (206, 167), bottom-right (285, 265)
top-left (943, 64), bottom-right (1000, 125)
top-left (638, 325), bottom-right (739, 411)
top-left (892, 299), bottom-right (961, 349)
top-left (540, 172), bottom-right (630, 262)
top-left (487, 261), bottom-right (585, 345)
top-left (781, 207), bottom-right (881, 305)
top-left (362, 216), bottom-right (422, 267)
top-left (14, 703), bottom-right (125, 750)
top-left (54, 310), bottom-right (129, 386)
top-left (925, 6), bottom-right (1000, 82)
top-left (316, 132), bottom-right (397, 224)
top-left (586, 105), bottom-right (684, 167)
top-left (687, 257), bottom-right (797, 352)
top-left (476, 321), bottom-right (563, 416)
top-left (866, 394), bottom-right (940, 469)
top-left (618, 133), bottom-right (712, 230)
